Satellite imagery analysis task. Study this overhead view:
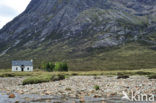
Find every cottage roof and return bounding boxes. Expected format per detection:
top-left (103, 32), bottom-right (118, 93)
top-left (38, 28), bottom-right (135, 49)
top-left (12, 61), bottom-right (33, 66)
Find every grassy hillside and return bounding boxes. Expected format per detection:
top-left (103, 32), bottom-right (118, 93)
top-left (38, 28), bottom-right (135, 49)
top-left (0, 41), bottom-right (156, 71)
top-left (68, 42), bottom-right (156, 70)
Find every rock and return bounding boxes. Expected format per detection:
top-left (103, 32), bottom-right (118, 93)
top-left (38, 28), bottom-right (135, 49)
top-left (18, 90), bottom-right (24, 94)
top-left (15, 101), bottom-right (19, 103)
top-left (80, 97), bottom-right (85, 103)
top-left (101, 101), bottom-right (107, 103)
top-left (9, 94), bottom-right (15, 98)
top-left (45, 91), bottom-right (51, 95)
top-left (110, 92), bottom-right (117, 96)
top-left (93, 94), bottom-right (101, 98)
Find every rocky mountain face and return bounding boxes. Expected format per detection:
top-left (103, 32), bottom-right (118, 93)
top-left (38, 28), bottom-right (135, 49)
top-left (0, 0), bottom-right (156, 70)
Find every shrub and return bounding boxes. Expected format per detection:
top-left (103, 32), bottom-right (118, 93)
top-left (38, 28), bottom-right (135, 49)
top-left (93, 76), bottom-right (101, 79)
top-left (0, 73), bottom-right (15, 77)
top-left (65, 88), bottom-right (71, 91)
top-left (51, 74), bottom-right (65, 81)
top-left (23, 75), bottom-right (50, 85)
top-left (22, 74), bottom-right (65, 85)
top-left (117, 73), bottom-right (129, 79)
top-left (148, 74), bottom-right (156, 79)
top-left (54, 62), bottom-right (68, 72)
top-left (135, 71), bottom-right (152, 75)
top-left (71, 73), bottom-right (78, 76)
top-left (94, 85), bottom-right (100, 90)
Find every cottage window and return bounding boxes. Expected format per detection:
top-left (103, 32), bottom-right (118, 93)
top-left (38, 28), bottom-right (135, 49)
top-left (16, 67), bottom-right (18, 70)
top-left (27, 67), bottom-right (29, 70)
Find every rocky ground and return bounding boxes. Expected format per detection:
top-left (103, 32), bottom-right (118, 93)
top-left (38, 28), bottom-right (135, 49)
top-left (0, 76), bottom-right (155, 99)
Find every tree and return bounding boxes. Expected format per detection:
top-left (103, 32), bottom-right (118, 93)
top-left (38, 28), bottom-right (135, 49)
top-left (41, 62), bottom-right (68, 72)
top-left (54, 62), bottom-right (68, 71)
top-left (40, 62), bottom-right (55, 72)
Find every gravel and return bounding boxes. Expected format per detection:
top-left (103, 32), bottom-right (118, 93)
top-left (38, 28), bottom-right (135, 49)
top-left (0, 76), bottom-right (155, 98)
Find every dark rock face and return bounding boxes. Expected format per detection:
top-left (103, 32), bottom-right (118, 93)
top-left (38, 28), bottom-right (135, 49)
top-left (0, 0), bottom-right (156, 69)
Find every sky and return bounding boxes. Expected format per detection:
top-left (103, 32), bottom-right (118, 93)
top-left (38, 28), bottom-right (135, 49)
top-left (0, 0), bottom-right (31, 29)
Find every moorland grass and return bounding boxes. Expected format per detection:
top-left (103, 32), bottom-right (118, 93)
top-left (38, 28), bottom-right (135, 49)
top-left (0, 68), bottom-right (156, 77)
top-left (0, 68), bottom-right (156, 84)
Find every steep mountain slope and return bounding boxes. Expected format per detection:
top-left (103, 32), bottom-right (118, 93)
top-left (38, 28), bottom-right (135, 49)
top-left (0, 0), bottom-right (156, 70)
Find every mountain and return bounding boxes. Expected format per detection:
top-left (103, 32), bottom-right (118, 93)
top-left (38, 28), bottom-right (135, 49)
top-left (0, 0), bottom-right (156, 70)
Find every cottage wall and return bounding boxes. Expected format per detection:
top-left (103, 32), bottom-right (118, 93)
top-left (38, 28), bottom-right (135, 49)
top-left (12, 66), bottom-right (21, 71)
top-left (24, 66), bottom-right (33, 71)
top-left (12, 66), bottom-right (33, 72)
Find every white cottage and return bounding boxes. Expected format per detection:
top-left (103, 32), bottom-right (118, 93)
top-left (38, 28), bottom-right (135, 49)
top-left (12, 60), bottom-right (33, 72)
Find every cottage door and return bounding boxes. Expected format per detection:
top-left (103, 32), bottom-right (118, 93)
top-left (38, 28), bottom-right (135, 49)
top-left (21, 65), bottom-right (25, 71)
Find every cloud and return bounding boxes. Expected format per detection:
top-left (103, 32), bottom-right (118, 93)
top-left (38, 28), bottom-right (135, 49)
top-left (0, 0), bottom-right (31, 29)
top-left (0, 5), bottom-right (18, 17)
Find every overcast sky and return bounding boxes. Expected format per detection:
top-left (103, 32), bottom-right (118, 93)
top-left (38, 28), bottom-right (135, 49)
top-left (0, 0), bottom-right (31, 29)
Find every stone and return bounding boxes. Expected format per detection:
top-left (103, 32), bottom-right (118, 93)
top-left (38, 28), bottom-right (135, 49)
top-left (45, 91), bottom-right (51, 95)
top-left (15, 101), bottom-right (19, 103)
top-left (80, 97), bottom-right (85, 103)
top-left (93, 94), bottom-right (101, 98)
top-left (9, 94), bottom-right (15, 98)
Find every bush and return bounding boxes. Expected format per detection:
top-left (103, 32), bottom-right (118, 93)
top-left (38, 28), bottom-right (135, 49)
top-left (135, 71), bottom-right (152, 75)
top-left (65, 88), bottom-right (71, 91)
top-left (148, 74), bottom-right (156, 79)
top-left (23, 75), bottom-right (51, 85)
top-left (51, 74), bottom-right (65, 81)
top-left (22, 74), bottom-right (65, 85)
top-left (94, 85), bottom-right (100, 90)
top-left (0, 73), bottom-right (15, 77)
top-left (54, 62), bottom-right (68, 72)
top-left (117, 73), bottom-right (129, 79)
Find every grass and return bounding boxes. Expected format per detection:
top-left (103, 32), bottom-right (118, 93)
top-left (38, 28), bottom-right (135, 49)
top-left (94, 85), bottom-right (100, 90)
top-left (0, 68), bottom-right (156, 85)
top-left (0, 68), bottom-right (156, 77)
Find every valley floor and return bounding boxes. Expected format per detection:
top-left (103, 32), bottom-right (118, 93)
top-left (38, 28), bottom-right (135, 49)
top-left (0, 76), bottom-right (155, 102)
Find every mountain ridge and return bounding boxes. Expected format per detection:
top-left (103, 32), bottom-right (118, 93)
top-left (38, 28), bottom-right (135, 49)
top-left (0, 0), bottom-right (156, 70)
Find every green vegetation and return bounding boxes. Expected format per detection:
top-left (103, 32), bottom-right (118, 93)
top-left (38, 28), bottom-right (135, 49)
top-left (117, 73), bottom-right (129, 79)
top-left (0, 68), bottom-right (156, 77)
top-left (23, 74), bottom-right (65, 85)
top-left (1, 40), bottom-right (156, 71)
top-left (135, 71), bottom-right (152, 75)
top-left (65, 88), bottom-right (72, 91)
top-left (40, 62), bottom-right (68, 72)
top-left (0, 73), bottom-right (15, 77)
top-left (0, 69), bottom-right (156, 85)
top-left (41, 62), bottom-right (55, 72)
top-left (0, 72), bottom-right (34, 77)
top-left (54, 62), bottom-right (68, 71)
top-left (148, 74), bottom-right (156, 79)
top-left (94, 85), bottom-right (100, 90)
